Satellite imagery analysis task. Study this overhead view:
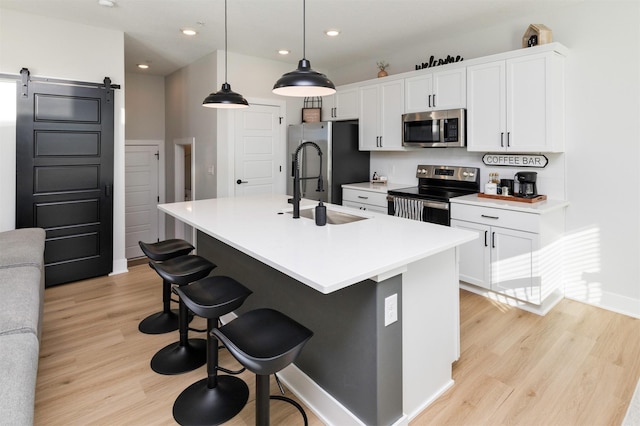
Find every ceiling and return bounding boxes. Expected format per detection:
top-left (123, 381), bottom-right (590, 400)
top-left (0, 0), bottom-right (579, 77)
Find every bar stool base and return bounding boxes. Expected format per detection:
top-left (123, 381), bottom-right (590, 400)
top-left (173, 375), bottom-right (249, 425)
top-left (138, 310), bottom-right (180, 335)
top-left (151, 339), bottom-right (207, 375)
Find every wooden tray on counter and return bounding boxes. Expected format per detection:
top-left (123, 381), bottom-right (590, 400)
top-left (478, 193), bottom-right (547, 203)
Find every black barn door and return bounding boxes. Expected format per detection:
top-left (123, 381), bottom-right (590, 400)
top-left (16, 70), bottom-right (115, 287)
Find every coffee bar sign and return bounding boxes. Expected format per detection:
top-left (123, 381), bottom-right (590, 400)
top-left (482, 154), bottom-right (548, 168)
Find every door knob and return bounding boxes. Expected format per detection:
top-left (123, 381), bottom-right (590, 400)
top-left (236, 179), bottom-right (248, 184)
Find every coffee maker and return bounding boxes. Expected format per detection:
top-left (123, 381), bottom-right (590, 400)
top-left (514, 171), bottom-right (538, 198)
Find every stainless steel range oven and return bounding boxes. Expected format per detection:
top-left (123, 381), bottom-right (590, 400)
top-left (387, 165), bottom-right (480, 226)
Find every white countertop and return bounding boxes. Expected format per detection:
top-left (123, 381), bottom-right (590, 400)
top-left (451, 193), bottom-right (570, 214)
top-left (342, 181), bottom-right (414, 193)
top-left (159, 194), bottom-right (476, 294)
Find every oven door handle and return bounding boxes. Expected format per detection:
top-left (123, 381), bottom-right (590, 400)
top-left (423, 200), bottom-right (449, 210)
top-left (387, 195), bottom-right (449, 210)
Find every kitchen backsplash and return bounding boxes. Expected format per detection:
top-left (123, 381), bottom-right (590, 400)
top-left (370, 150), bottom-right (567, 200)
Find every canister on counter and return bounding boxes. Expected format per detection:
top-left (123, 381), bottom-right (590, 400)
top-left (484, 182), bottom-right (498, 195)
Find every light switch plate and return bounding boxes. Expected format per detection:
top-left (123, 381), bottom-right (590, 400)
top-left (384, 293), bottom-right (398, 326)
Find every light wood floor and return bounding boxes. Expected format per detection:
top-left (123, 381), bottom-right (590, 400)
top-left (35, 264), bottom-right (639, 425)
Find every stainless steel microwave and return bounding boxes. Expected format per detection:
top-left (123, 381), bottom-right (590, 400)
top-left (402, 108), bottom-right (466, 148)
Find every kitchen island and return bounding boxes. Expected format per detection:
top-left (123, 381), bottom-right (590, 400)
top-left (159, 194), bottom-right (476, 425)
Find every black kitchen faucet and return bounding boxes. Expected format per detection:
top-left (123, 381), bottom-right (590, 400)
top-left (290, 141), bottom-right (324, 218)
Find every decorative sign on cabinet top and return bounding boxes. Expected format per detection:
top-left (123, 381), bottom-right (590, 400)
top-left (482, 153), bottom-right (548, 168)
top-left (415, 54), bottom-right (464, 70)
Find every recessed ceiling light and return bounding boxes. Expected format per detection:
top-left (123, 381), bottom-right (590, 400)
top-left (137, 64), bottom-right (149, 69)
top-left (325, 29), bottom-right (340, 37)
top-left (181, 28), bottom-right (197, 36)
top-left (278, 50), bottom-right (290, 55)
top-left (98, 0), bottom-right (116, 7)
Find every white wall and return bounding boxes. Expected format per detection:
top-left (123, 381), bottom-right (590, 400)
top-left (125, 73), bottom-right (165, 140)
top-left (0, 9), bottom-right (128, 275)
top-left (330, 1), bottom-right (640, 317)
top-left (164, 50), bottom-right (302, 206)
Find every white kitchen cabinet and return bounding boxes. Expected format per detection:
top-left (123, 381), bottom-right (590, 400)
top-left (466, 51), bottom-right (565, 153)
top-left (451, 199), bottom-right (566, 311)
top-left (405, 67), bottom-right (466, 113)
top-left (453, 218), bottom-right (541, 300)
top-left (321, 86), bottom-right (359, 121)
top-left (342, 187), bottom-right (388, 214)
top-left (450, 220), bottom-right (491, 288)
top-left (359, 78), bottom-right (404, 151)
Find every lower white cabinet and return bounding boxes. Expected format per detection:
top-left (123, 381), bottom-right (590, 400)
top-left (342, 188), bottom-right (388, 214)
top-left (451, 201), bottom-right (565, 307)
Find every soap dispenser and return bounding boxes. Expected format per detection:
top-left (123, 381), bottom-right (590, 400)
top-left (315, 200), bottom-right (327, 226)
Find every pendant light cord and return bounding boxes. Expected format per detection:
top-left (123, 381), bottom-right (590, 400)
top-left (302, 0), bottom-right (306, 59)
top-left (224, 0), bottom-right (228, 83)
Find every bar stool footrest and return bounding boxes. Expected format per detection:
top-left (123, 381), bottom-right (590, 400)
top-left (270, 395), bottom-right (309, 426)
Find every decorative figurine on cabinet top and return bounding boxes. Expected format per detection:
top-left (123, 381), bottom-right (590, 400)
top-left (522, 24), bottom-right (553, 48)
top-left (376, 61), bottom-right (389, 78)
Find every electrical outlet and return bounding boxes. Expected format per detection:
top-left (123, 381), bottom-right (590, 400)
top-left (384, 293), bottom-right (398, 326)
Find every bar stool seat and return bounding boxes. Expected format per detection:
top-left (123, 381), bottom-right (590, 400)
top-left (138, 239), bottom-right (194, 335)
top-left (140, 239), bottom-right (194, 262)
top-left (172, 276), bottom-right (253, 425)
top-left (212, 308), bottom-right (313, 425)
top-left (149, 254), bottom-right (215, 375)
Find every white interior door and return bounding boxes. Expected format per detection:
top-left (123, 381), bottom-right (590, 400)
top-left (234, 104), bottom-right (281, 197)
top-left (125, 144), bottom-right (160, 259)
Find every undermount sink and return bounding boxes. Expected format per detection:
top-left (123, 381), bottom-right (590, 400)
top-left (287, 208), bottom-right (369, 225)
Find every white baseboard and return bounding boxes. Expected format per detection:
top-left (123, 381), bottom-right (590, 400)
top-left (405, 379), bottom-right (454, 421)
top-left (564, 291), bottom-right (640, 319)
top-left (277, 363), bottom-right (366, 425)
top-left (109, 258), bottom-right (128, 276)
top-left (459, 283), bottom-right (564, 316)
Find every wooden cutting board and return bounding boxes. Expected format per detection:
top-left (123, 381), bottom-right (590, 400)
top-left (478, 193), bottom-right (547, 203)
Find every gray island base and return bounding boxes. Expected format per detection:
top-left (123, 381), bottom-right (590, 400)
top-left (159, 194), bottom-right (476, 425)
top-left (198, 232), bottom-right (402, 425)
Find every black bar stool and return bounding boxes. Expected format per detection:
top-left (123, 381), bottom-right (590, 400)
top-left (148, 254), bottom-right (215, 375)
top-left (138, 239), bottom-right (194, 335)
top-left (172, 276), bottom-right (253, 425)
top-left (212, 308), bottom-right (314, 426)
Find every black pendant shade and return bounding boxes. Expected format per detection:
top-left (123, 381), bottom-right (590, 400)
top-left (273, 0), bottom-right (336, 97)
top-left (272, 58), bottom-right (335, 97)
top-left (202, 0), bottom-right (248, 109)
top-left (203, 83), bottom-right (248, 108)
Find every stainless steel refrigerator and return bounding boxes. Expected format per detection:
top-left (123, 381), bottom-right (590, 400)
top-left (287, 121), bottom-right (370, 204)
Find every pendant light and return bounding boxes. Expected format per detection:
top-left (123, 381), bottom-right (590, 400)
top-left (272, 0), bottom-right (336, 97)
top-left (203, 0), bottom-right (248, 108)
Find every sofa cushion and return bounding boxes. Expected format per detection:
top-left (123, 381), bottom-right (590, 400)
top-left (0, 228), bottom-right (46, 269)
top-left (0, 332), bottom-right (38, 426)
top-left (0, 266), bottom-right (43, 338)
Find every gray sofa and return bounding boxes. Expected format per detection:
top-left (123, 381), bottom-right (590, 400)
top-left (0, 228), bottom-right (46, 425)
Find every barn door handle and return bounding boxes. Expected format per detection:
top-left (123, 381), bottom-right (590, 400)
top-left (236, 179), bottom-right (248, 184)
top-left (105, 185), bottom-right (112, 196)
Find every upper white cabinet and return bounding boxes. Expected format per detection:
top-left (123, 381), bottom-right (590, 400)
top-left (466, 51), bottom-right (565, 153)
top-left (359, 78), bottom-right (405, 151)
top-left (322, 86), bottom-right (359, 121)
top-left (405, 67), bottom-right (466, 113)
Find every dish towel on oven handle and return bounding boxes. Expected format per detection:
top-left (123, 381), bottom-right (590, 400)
top-left (394, 198), bottom-right (424, 221)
